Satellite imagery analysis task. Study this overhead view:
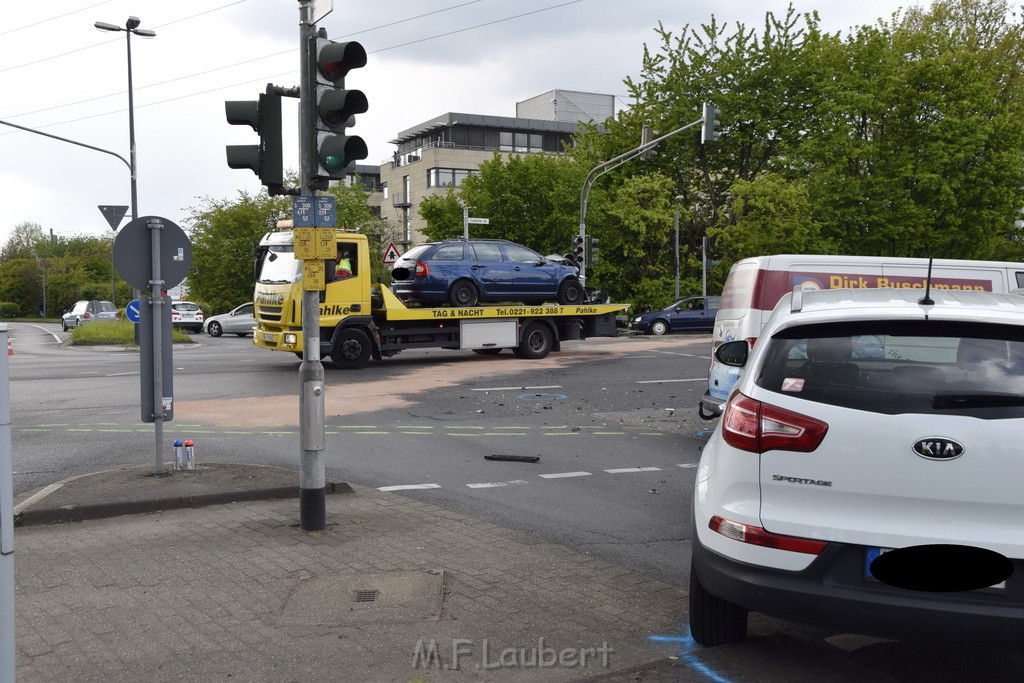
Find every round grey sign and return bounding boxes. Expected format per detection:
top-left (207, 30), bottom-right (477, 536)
top-left (113, 215), bottom-right (192, 292)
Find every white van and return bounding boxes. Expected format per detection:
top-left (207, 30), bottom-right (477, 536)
top-left (698, 254), bottom-right (1024, 418)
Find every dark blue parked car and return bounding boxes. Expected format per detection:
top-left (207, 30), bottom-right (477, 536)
top-left (629, 296), bottom-right (721, 335)
top-left (390, 239), bottom-right (585, 307)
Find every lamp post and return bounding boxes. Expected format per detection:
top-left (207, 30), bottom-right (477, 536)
top-left (673, 195), bottom-right (684, 300)
top-left (35, 258), bottom-right (46, 318)
top-left (94, 16), bottom-right (154, 277)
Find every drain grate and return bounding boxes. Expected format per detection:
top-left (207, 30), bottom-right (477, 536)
top-left (353, 589), bottom-right (379, 603)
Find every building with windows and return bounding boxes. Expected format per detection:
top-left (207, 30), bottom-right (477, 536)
top-left (377, 90), bottom-right (613, 248)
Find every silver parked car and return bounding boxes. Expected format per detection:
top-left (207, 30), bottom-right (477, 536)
top-left (61, 300), bottom-right (119, 332)
top-left (204, 302), bottom-right (254, 337)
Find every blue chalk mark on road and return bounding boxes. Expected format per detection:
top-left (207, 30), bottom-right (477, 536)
top-left (650, 629), bottom-right (733, 682)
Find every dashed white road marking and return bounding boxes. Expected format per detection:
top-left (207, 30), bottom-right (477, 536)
top-left (539, 471), bottom-right (593, 479)
top-left (605, 467), bottom-right (662, 473)
top-left (377, 483), bottom-right (441, 492)
top-left (466, 480), bottom-right (529, 489)
top-left (678, 463), bottom-right (698, 468)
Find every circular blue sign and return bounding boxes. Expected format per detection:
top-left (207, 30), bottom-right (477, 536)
top-left (125, 299), bottom-right (141, 323)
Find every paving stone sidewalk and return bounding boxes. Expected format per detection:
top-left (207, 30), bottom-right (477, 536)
top-left (11, 465), bottom-right (694, 682)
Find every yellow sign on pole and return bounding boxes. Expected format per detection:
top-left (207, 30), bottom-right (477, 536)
top-left (294, 228), bottom-right (317, 260)
top-left (316, 228), bottom-right (335, 258)
top-left (302, 259), bottom-right (326, 291)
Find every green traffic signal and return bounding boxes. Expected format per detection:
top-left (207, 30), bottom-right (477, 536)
top-left (318, 134), bottom-right (368, 174)
top-left (312, 35), bottom-right (368, 180)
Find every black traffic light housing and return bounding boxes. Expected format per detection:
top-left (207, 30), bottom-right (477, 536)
top-left (225, 91), bottom-right (284, 193)
top-left (313, 33), bottom-right (368, 184)
top-left (586, 236), bottom-right (600, 267)
top-left (571, 235), bottom-right (585, 265)
top-left (701, 102), bottom-right (721, 144)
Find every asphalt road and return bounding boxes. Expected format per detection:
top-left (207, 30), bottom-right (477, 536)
top-left (6, 321), bottom-right (1024, 681)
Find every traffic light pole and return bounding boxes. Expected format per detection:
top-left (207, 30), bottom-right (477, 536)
top-left (577, 106), bottom-right (714, 285)
top-left (297, 0), bottom-right (327, 532)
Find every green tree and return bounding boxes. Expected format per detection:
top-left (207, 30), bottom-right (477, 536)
top-left (184, 191), bottom-right (289, 316)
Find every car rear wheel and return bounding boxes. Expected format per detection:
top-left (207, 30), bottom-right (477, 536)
top-left (448, 280), bottom-right (479, 307)
top-left (557, 279), bottom-right (584, 305)
top-left (688, 559), bottom-right (748, 646)
top-left (330, 328), bottom-right (372, 369)
top-left (651, 319), bottom-right (669, 336)
top-left (513, 322), bottom-right (553, 359)
top-left (207, 321), bottom-right (223, 337)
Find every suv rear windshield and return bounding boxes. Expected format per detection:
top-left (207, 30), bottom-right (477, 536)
top-left (755, 321), bottom-right (1024, 418)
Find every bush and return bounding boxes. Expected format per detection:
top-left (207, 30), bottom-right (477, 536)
top-left (0, 302), bottom-right (20, 318)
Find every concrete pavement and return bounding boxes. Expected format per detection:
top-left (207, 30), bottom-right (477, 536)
top-left (10, 463), bottom-right (697, 681)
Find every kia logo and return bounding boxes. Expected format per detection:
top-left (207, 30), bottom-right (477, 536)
top-left (912, 438), bottom-right (964, 460)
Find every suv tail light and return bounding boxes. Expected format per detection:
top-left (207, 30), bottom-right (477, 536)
top-left (83, 312), bottom-right (91, 320)
top-left (710, 515), bottom-right (827, 555)
top-left (414, 261), bottom-right (429, 277)
top-left (721, 392), bottom-right (828, 453)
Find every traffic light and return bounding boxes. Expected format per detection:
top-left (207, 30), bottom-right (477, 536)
top-left (640, 124), bottom-right (655, 161)
top-left (225, 92), bottom-right (284, 191)
top-left (571, 235), bottom-right (585, 263)
top-left (701, 102), bottom-right (721, 144)
top-left (586, 236), bottom-right (601, 267)
top-left (313, 34), bottom-right (368, 182)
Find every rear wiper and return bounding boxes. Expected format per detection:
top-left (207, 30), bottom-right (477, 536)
top-left (933, 393), bottom-right (1024, 409)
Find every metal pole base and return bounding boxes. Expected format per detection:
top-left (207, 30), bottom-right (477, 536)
top-left (299, 487), bottom-right (326, 531)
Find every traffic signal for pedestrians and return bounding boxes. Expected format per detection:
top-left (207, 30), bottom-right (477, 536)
top-left (586, 236), bottom-right (601, 267)
top-left (701, 102), bottom-right (721, 144)
top-left (225, 92), bottom-right (284, 192)
top-left (571, 235), bottom-right (585, 263)
top-left (313, 33), bottom-right (368, 182)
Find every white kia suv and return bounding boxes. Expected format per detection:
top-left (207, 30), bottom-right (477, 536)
top-left (690, 286), bottom-right (1024, 646)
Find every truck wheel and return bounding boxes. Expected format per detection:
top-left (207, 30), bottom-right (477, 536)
top-left (689, 558), bottom-right (748, 646)
top-left (514, 322), bottom-right (553, 359)
top-left (448, 280), bottom-right (479, 307)
top-left (557, 279), bottom-right (584, 305)
top-left (330, 328), bottom-right (372, 369)
top-left (651, 319), bottom-right (669, 336)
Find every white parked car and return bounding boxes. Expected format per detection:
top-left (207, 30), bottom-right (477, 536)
top-left (204, 302), bottom-right (254, 337)
top-left (690, 286), bottom-right (1024, 647)
top-left (170, 301), bottom-right (204, 333)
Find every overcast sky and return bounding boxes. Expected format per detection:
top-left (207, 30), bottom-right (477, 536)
top-left (1, 0), bottom-right (917, 247)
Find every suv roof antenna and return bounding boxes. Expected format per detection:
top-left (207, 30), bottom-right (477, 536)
top-left (919, 258), bottom-right (935, 306)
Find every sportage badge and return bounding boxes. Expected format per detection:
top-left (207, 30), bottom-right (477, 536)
top-left (912, 438), bottom-right (964, 460)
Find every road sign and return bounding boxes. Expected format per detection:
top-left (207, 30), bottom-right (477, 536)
top-left (293, 196), bottom-right (315, 227)
top-left (315, 196), bottom-right (336, 227)
top-left (98, 205), bottom-right (129, 231)
top-left (382, 241), bottom-right (401, 264)
top-left (125, 299), bottom-right (141, 324)
top-left (113, 216), bottom-right (192, 291)
top-left (292, 195), bottom-right (337, 228)
top-left (467, 217), bottom-right (489, 225)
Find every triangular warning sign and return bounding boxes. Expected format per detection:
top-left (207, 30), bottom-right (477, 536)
top-left (382, 241), bottom-right (402, 265)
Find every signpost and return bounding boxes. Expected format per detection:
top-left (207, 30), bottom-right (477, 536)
top-left (113, 216), bottom-right (192, 474)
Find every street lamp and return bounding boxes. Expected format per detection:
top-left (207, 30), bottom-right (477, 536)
top-left (673, 195), bottom-right (684, 300)
top-left (94, 16), bottom-right (155, 239)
